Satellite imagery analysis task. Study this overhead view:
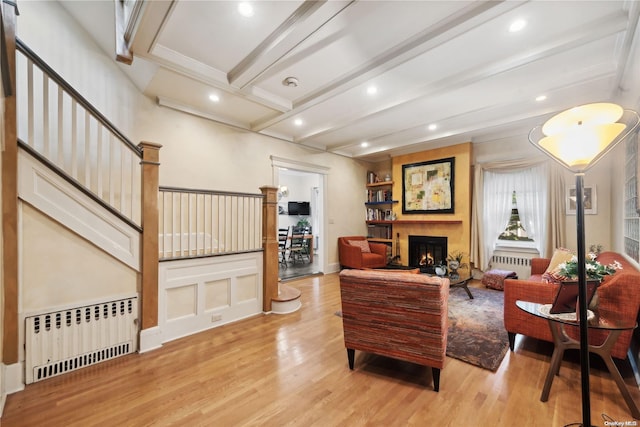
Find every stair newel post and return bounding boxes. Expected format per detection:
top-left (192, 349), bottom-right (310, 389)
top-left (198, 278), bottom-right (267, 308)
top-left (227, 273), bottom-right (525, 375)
top-left (2, 0), bottom-right (19, 364)
top-left (260, 186), bottom-right (278, 312)
top-left (139, 141), bottom-right (162, 330)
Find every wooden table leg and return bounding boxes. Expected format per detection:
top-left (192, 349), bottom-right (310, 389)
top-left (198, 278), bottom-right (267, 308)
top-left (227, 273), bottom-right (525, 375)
top-left (541, 321), bottom-right (570, 402)
top-left (461, 280), bottom-right (473, 299)
top-left (587, 331), bottom-right (640, 419)
top-left (539, 321), bottom-right (639, 419)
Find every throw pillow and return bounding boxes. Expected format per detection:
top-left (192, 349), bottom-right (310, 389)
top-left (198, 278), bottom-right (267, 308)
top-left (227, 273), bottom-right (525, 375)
top-left (542, 247), bottom-right (574, 283)
top-left (348, 240), bottom-right (371, 253)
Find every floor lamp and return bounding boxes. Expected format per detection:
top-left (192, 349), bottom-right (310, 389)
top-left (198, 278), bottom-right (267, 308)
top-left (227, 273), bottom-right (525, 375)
top-left (528, 103), bottom-right (639, 427)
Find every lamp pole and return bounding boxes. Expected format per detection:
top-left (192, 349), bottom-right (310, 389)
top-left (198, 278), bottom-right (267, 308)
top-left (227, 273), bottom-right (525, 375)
top-left (574, 173), bottom-right (591, 427)
top-left (528, 102), bottom-right (639, 427)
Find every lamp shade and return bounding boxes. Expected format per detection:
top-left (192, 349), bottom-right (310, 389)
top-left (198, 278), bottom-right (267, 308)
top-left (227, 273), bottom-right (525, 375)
top-left (529, 103), bottom-right (639, 172)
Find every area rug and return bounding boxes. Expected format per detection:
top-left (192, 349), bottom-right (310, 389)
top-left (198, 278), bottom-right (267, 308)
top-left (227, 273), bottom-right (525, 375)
top-left (447, 286), bottom-right (509, 371)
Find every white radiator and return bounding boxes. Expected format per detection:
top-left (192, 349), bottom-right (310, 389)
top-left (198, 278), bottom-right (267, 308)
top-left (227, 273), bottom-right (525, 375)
top-left (490, 252), bottom-right (536, 280)
top-left (25, 297), bottom-right (138, 384)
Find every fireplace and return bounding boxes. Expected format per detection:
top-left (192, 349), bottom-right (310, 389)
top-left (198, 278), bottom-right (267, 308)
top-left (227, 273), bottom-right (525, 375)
top-left (408, 235), bottom-right (448, 274)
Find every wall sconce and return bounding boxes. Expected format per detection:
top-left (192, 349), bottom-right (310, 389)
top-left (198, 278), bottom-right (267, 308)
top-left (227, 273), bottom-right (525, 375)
top-left (278, 186), bottom-right (289, 200)
top-left (529, 102), bottom-right (639, 427)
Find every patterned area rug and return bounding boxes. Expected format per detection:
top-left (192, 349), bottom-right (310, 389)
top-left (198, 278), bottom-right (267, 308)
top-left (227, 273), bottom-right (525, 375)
top-left (447, 286), bottom-right (509, 371)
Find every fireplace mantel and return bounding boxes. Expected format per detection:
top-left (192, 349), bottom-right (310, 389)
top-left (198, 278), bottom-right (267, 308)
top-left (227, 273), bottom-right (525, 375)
top-left (367, 220), bottom-right (462, 225)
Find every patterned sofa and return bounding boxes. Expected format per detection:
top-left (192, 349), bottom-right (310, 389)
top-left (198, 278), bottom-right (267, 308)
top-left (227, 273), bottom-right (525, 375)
top-left (339, 269), bottom-right (449, 391)
top-left (503, 251), bottom-right (640, 359)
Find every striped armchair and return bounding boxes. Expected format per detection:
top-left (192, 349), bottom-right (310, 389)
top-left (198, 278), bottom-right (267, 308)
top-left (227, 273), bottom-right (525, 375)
top-left (339, 269), bottom-right (449, 391)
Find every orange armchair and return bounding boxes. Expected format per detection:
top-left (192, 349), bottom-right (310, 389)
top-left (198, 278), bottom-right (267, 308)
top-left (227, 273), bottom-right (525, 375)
top-left (504, 251), bottom-right (640, 359)
top-left (338, 236), bottom-right (388, 269)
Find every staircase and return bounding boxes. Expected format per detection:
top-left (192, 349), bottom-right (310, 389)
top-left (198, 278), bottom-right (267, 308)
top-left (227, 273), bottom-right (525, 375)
top-left (1, 4), bottom-right (294, 395)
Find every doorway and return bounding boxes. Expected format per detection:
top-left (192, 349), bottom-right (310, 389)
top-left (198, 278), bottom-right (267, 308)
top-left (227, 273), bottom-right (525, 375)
top-left (276, 167), bottom-right (325, 281)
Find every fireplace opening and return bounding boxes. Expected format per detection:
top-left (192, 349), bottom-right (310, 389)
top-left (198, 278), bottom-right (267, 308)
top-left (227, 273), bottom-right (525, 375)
top-left (408, 235), bottom-right (447, 274)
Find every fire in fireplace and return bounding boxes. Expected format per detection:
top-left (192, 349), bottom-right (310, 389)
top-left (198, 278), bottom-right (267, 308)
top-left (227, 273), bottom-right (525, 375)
top-left (408, 235), bottom-right (448, 274)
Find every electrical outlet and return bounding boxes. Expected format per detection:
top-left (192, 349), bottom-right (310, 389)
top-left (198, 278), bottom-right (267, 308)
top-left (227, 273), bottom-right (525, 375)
top-left (211, 314), bottom-right (222, 322)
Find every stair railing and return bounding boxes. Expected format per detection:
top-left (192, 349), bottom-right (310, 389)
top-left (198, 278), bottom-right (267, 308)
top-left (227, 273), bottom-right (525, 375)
top-left (158, 186), bottom-right (263, 260)
top-left (15, 39), bottom-right (142, 228)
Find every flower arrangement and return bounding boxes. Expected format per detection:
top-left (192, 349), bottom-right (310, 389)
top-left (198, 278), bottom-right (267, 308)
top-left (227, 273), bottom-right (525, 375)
top-left (589, 244), bottom-right (603, 256)
top-left (556, 253), bottom-right (621, 283)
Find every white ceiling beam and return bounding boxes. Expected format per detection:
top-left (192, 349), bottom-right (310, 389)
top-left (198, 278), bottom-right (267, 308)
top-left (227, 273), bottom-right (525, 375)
top-left (251, 0), bottom-right (518, 132)
top-left (295, 11), bottom-right (628, 144)
top-left (229, 1), bottom-right (354, 89)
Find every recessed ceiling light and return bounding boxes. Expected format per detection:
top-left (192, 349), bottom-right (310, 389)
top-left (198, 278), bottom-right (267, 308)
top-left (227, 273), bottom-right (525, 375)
top-left (509, 19), bottom-right (527, 33)
top-left (209, 94), bottom-right (220, 102)
top-left (294, 118), bottom-right (303, 126)
top-left (361, 142), bottom-right (369, 147)
top-left (238, 2), bottom-right (254, 17)
top-left (428, 124), bottom-right (437, 131)
top-left (535, 95), bottom-right (547, 102)
top-left (366, 86), bottom-right (378, 95)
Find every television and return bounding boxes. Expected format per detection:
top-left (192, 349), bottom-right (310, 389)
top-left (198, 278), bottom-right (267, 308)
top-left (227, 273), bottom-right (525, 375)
top-left (288, 201), bottom-right (310, 216)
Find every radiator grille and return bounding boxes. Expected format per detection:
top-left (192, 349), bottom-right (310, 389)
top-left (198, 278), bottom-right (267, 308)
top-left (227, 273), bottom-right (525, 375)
top-left (491, 255), bottom-right (531, 268)
top-left (490, 254), bottom-right (534, 279)
top-left (25, 297), bottom-right (138, 384)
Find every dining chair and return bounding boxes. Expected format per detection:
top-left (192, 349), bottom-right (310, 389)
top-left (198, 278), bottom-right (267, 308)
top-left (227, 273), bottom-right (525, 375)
top-left (289, 227), bottom-right (309, 264)
top-left (278, 227), bottom-right (290, 268)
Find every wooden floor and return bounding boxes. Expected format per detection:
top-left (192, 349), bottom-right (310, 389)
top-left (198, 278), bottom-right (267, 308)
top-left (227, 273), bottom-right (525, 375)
top-left (3, 274), bottom-right (639, 426)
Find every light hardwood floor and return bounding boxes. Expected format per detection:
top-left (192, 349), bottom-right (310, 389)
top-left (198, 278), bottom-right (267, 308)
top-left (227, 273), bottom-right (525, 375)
top-left (2, 274), bottom-right (639, 426)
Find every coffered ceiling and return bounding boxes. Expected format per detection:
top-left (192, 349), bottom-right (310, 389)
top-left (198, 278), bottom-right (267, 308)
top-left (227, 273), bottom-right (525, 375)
top-left (60, 0), bottom-right (640, 162)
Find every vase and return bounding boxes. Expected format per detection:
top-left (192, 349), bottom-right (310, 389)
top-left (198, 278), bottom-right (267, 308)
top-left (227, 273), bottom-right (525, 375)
top-left (448, 260), bottom-right (460, 275)
top-left (435, 265), bottom-right (447, 276)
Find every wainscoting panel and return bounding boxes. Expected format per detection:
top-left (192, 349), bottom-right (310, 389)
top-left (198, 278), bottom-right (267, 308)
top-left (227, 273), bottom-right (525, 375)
top-left (18, 149), bottom-right (140, 271)
top-left (158, 252), bottom-right (263, 343)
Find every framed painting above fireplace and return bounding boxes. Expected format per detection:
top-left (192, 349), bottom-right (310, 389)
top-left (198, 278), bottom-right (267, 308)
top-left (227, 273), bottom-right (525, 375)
top-left (402, 157), bottom-right (455, 214)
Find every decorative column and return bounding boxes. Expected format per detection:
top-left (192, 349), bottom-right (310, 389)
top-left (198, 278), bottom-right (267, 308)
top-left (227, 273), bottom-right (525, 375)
top-left (2, 0), bottom-right (18, 364)
top-left (139, 141), bottom-right (162, 330)
top-left (260, 186), bottom-right (278, 312)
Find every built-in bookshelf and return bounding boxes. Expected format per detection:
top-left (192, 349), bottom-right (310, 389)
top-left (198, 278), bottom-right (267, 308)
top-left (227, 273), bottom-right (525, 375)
top-left (365, 179), bottom-right (397, 252)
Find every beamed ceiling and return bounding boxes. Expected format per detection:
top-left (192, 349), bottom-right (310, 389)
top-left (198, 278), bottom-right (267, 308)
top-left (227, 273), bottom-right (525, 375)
top-left (60, 0), bottom-right (640, 162)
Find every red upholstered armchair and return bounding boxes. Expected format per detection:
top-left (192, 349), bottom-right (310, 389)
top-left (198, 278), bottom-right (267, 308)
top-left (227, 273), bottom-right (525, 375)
top-left (338, 236), bottom-right (387, 269)
top-left (504, 251), bottom-right (640, 359)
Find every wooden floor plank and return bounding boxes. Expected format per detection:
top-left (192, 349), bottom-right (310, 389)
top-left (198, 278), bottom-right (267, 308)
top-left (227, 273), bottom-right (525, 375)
top-left (2, 274), bottom-right (639, 426)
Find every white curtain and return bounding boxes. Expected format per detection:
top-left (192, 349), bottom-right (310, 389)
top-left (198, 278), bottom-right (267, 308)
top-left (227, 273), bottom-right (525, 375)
top-left (482, 171), bottom-right (514, 270)
top-left (471, 158), bottom-right (564, 271)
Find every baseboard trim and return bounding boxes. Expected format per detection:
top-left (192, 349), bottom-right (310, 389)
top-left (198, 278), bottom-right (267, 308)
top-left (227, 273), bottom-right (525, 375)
top-left (4, 362), bottom-right (24, 395)
top-left (139, 326), bottom-right (163, 353)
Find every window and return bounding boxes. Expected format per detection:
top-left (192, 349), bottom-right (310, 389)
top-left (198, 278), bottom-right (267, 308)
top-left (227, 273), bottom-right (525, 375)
top-left (498, 191), bottom-right (533, 242)
top-left (482, 163), bottom-right (547, 267)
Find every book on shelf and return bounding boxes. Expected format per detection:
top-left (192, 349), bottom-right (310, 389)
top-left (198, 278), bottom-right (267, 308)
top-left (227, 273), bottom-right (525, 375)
top-left (366, 208), bottom-right (389, 221)
top-left (367, 224), bottom-right (392, 239)
top-left (366, 189), bottom-right (392, 202)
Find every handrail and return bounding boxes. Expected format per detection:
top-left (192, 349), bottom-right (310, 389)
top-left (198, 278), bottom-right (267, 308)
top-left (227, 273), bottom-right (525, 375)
top-left (18, 140), bottom-right (142, 232)
top-left (16, 38), bottom-right (141, 156)
top-left (16, 40), bottom-right (143, 226)
top-left (1, 6), bottom-right (12, 96)
top-left (159, 185), bottom-right (265, 199)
